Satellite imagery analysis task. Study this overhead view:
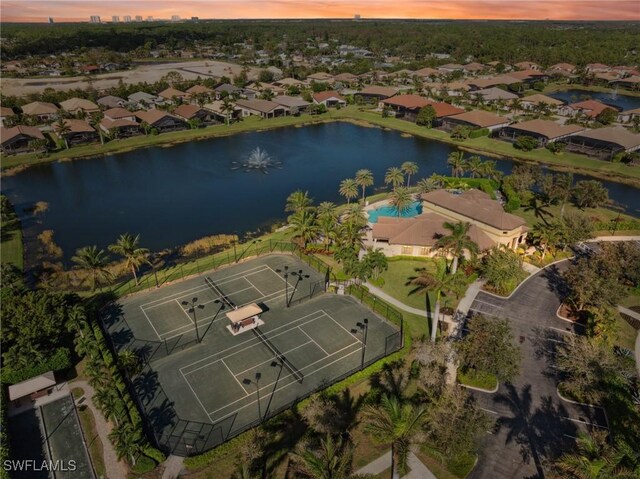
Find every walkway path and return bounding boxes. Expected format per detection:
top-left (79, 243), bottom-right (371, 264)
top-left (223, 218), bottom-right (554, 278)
top-left (71, 380), bottom-right (128, 479)
top-left (356, 450), bottom-right (436, 479)
top-left (161, 455), bottom-right (185, 479)
top-left (364, 282), bottom-right (427, 317)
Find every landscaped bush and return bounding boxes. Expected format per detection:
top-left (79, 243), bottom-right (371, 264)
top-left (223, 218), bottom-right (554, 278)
top-left (142, 446), bottom-right (166, 464)
top-left (513, 135), bottom-right (539, 151)
top-left (0, 347), bottom-right (72, 384)
top-left (501, 183), bottom-right (521, 212)
top-left (130, 456), bottom-right (157, 475)
top-left (468, 128), bottom-right (489, 139)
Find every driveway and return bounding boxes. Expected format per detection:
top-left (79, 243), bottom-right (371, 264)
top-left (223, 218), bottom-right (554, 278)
top-left (467, 262), bottom-right (609, 479)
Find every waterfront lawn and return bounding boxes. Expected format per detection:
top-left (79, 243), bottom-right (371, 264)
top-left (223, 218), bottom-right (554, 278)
top-left (0, 204), bottom-right (23, 270)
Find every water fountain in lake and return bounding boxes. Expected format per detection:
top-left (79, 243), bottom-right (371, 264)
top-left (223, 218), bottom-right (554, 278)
top-left (231, 147), bottom-right (282, 174)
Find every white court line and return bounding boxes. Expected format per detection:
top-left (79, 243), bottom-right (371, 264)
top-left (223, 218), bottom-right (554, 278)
top-left (243, 276), bottom-right (264, 296)
top-left (180, 310), bottom-right (328, 374)
top-left (140, 265), bottom-right (271, 307)
top-left (208, 345), bottom-right (361, 421)
top-left (265, 265), bottom-right (290, 285)
top-left (325, 311), bottom-right (363, 344)
top-left (232, 340), bottom-right (314, 377)
top-left (180, 369), bottom-right (212, 419)
top-left (297, 326), bottom-right (330, 356)
top-left (175, 299), bottom-right (195, 324)
top-left (220, 359), bottom-right (251, 396)
top-left (140, 306), bottom-right (164, 341)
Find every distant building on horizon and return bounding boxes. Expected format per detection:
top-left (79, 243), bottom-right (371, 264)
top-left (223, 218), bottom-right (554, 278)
top-left (135, 15), bottom-right (143, 22)
top-left (123, 15), bottom-right (131, 22)
top-left (171, 15), bottom-right (180, 22)
top-left (146, 16), bottom-right (153, 22)
top-left (354, 14), bottom-right (361, 21)
top-left (90, 15), bottom-right (101, 23)
top-left (191, 17), bottom-right (199, 21)
top-left (48, 17), bottom-right (54, 24)
top-left (112, 16), bottom-right (119, 23)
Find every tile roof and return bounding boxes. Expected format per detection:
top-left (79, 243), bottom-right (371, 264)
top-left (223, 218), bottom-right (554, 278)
top-left (186, 85), bottom-right (214, 94)
top-left (0, 125), bottom-right (45, 144)
top-left (59, 98), bottom-right (99, 112)
top-left (519, 94), bottom-right (564, 106)
top-left (173, 104), bottom-right (206, 119)
top-left (447, 110), bottom-right (509, 128)
top-left (0, 106), bottom-right (15, 116)
top-left (424, 101), bottom-right (465, 118)
top-left (8, 371), bottom-right (56, 401)
top-left (271, 96), bottom-right (310, 108)
top-left (568, 100), bottom-right (618, 117)
top-left (100, 118), bottom-right (138, 129)
top-left (573, 127), bottom-right (640, 150)
top-left (97, 95), bottom-right (126, 108)
top-left (312, 91), bottom-right (346, 103)
top-left (54, 119), bottom-right (95, 134)
top-left (158, 87), bottom-right (188, 99)
top-left (235, 99), bottom-right (286, 113)
top-left (475, 87), bottom-right (519, 101)
top-left (21, 101), bottom-right (59, 116)
top-left (507, 119), bottom-right (585, 139)
top-left (135, 109), bottom-right (180, 124)
top-left (357, 86), bottom-right (398, 97)
top-left (382, 94), bottom-right (432, 109)
top-left (103, 107), bottom-right (134, 119)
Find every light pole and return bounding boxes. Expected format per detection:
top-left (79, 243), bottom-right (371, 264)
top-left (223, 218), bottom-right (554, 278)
top-left (276, 266), bottom-right (290, 307)
top-left (351, 318), bottom-right (369, 370)
top-left (263, 359), bottom-right (285, 420)
top-left (243, 372), bottom-right (262, 420)
top-left (182, 297), bottom-right (204, 343)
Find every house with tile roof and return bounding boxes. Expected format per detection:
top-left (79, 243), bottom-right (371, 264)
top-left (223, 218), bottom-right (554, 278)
top-left (558, 100), bottom-right (620, 118)
top-left (21, 101), bottom-right (59, 122)
top-left (497, 119), bottom-right (585, 146)
top-left (561, 127), bottom-right (640, 160)
top-left (53, 119), bottom-right (99, 146)
top-left (59, 98), bottom-right (100, 115)
top-left (0, 125), bottom-right (46, 153)
top-left (134, 109), bottom-right (187, 132)
top-left (441, 110), bottom-right (510, 132)
top-left (312, 91), bottom-right (346, 108)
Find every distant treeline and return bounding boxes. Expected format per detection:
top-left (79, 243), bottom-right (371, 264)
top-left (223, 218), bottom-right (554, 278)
top-left (2, 20), bottom-right (639, 66)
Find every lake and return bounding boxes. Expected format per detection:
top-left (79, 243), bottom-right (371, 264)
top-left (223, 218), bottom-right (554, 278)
top-left (2, 122), bottom-right (638, 264)
top-left (548, 89), bottom-right (640, 111)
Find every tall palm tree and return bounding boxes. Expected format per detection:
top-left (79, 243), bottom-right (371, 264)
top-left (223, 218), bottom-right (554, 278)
top-left (355, 169), bottom-right (374, 204)
top-left (465, 156), bottom-right (484, 178)
top-left (221, 97), bottom-right (235, 125)
top-left (479, 160), bottom-right (502, 181)
top-left (447, 151), bottom-right (465, 178)
top-left (339, 178), bottom-right (359, 205)
top-left (384, 167), bottom-right (405, 190)
top-left (71, 245), bottom-right (112, 291)
top-left (291, 435), bottom-right (355, 479)
top-left (285, 190), bottom-right (313, 214)
top-left (389, 187), bottom-right (413, 217)
top-left (407, 262), bottom-right (466, 342)
top-left (108, 233), bottom-right (149, 286)
top-left (317, 202), bottom-right (338, 248)
top-left (530, 221), bottom-right (564, 258)
top-left (74, 334), bottom-right (98, 357)
top-left (401, 161), bottom-right (419, 187)
top-left (109, 422), bottom-right (142, 466)
top-left (417, 177), bottom-right (440, 194)
top-left (362, 395), bottom-right (426, 479)
top-left (94, 389), bottom-right (122, 426)
top-left (511, 98), bottom-right (522, 116)
top-left (117, 349), bottom-right (140, 376)
top-left (54, 119), bottom-right (71, 149)
top-left (290, 209), bottom-right (319, 248)
top-left (434, 221), bottom-right (479, 274)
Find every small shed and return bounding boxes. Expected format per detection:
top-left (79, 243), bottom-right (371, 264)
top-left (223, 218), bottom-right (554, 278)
top-left (8, 371), bottom-right (56, 405)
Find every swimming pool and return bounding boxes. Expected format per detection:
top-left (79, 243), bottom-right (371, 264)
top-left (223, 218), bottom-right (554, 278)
top-left (368, 201), bottom-right (423, 223)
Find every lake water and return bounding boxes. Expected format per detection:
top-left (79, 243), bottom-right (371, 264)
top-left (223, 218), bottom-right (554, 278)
top-left (548, 89), bottom-right (640, 111)
top-left (2, 122), bottom-right (638, 263)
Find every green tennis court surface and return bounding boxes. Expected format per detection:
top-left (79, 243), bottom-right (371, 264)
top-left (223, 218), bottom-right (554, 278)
top-left (105, 254), bottom-right (402, 456)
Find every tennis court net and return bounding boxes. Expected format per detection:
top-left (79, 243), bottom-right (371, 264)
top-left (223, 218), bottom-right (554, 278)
top-left (252, 328), bottom-right (304, 383)
top-left (204, 277), bottom-right (236, 309)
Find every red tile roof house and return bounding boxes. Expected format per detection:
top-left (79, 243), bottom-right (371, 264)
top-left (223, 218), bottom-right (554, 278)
top-left (134, 109), bottom-right (188, 133)
top-left (185, 85), bottom-right (215, 103)
top-left (367, 189), bottom-right (528, 258)
top-left (558, 100), bottom-right (620, 119)
top-left (173, 104), bottom-right (220, 125)
top-left (158, 87), bottom-right (190, 105)
top-left (497, 119), bottom-right (585, 147)
top-left (59, 98), bottom-right (100, 116)
top-left (0, 106), bottom-right (16, 127)
top-left (99, 108), bottom-right (140, 137)
top-left (20, 101), bottom-right (60, 123)
top-left (312, 91), bottom-right (347, 108)
top-left (53, 119), bottom-right (99, 146)
top-left (381, 95), bottom-right (464, 123)
top-left (0, 125), bottom-right (46, 154)
top-left (234, 99), bottom-right (290, 119)
top-left (441, 110), bottom-right (510, 133)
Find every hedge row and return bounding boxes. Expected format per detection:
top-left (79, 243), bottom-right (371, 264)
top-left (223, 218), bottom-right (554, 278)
top-left (0, 347), bottom-right (72, 384)
top-left (468, 128), bottom-right (490, 139)
top-left (501, 184), bottom-right (521, 212)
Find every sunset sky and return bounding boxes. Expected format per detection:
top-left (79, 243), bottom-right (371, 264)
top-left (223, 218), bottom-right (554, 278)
top-left (2, 0), bottom-right (639, 23)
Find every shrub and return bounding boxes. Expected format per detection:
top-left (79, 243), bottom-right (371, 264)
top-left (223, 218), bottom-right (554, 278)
top-left (143, 446), bottom-right (166, 464)
top-left (130, 456), bottom-right (157, 475)
top-left (502, 184), bottom-right (521, 212)
top-left (468, 128), bottom-right (489, 139)
top-left (1, 347), bottom-right (71, 384)
top-left (513, 135), bottom-right (539, 151)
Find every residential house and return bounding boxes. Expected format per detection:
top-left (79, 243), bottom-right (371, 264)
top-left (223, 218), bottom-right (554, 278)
top-left (514, 61), bottom-right (541, 71)
top-left (100, 108), bottom-right (140, 137)
top-left (307, 72), bottom-right (335, 84)
top-left (518, 94), bottom-right (564, 113)
top-left (134, 109), bottom-right (188, 133)
top-left (441, 110), bottom-right (510, 132)
top-left (466, 75), bottom-right (521, 90)
top-left (0, 107), bottom-right (16, 127)
top-left (507, 70), bottom-right (548, 84)
top-left (561, 127), bottom-right (640, 160)
top-left (312, 91), bottom-right (347, 108)
top-left (368, 189), bottom-right (528, 257)
top-left (97, 95), bottom-right (127, 109)
top-left (353, 86), bottom-right (398, 103)
top-left (618, 107), bottom-right (640, 124)
top-left (271, 96), bottom-right (311, 115)
top-left (547, 63), bottom-right (576, 76)
top-left (273, 77), bottom-right (307, 89)
top-left (214, 83), bottom-right (243, 100)
top-left (390, 69), bottom-right (415, 84)
top-left (21, 101), bottom-right (59, 122)
top-left (59, 98), bottom-right (100, 116)
top-left (0, 125), bottom-right (46, 154)
top-left (558, 100), bottom-right (619, 119)
top-left (424, 82), bottom-right (470, 97)
top-left (413, 67), bottom-right (440, 81)
top-left (497, 119), bottom-right (585, 146)
top-left (173, 104), bottom-right (219, 124)
top-left (234, 99), bottom-right (289, 118)
top-left (463, 62), bottom-right (486, 74)
top-left (158, 87), bottom-right (189, 104)
top-left (186, 85), bottom-right (215, 104)
top-left (333, 72), bottom-right (359, 86)
top-left (53, 119), bottom-right (99, 146)
top-left (380, 95), bottom-right (431, 120)
top-left (203, 101), bottom-right (242, 124)
top-left (609, 75), bottom-right (640, 91)
top-left (103, 108), bottom-right (137, 122)
top-left (585, 63), bottom-right (610, 73)
top-left (128, 91), bottom-right (164, 109)
top-left (437, 63), bottom-right (466, 74)
top-left (473, 87), bottom-right (518, 104)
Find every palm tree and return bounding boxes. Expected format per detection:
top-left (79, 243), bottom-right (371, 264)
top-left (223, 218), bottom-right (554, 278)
top-left (363, 248), bottom-right (388, 280)
top-left (140, 121), bottom-right (152, 135)
top-left (86, 363), bottom-right (110, 388)
top-left (339, 178), bottom-right (359, 205)
top-left (407, 262), bottom-right (466, 342)
top-left (447, 151), bottom-right (465, 178)
top-left (290, 209), bottom-right (319, 248)
top-left (221, 97), bottom-right (235, 125)
top-left (338, 218), bottom-right (366, 251)
top-left (285, 190), bottom-right (313, 214)
top-left (94, 389), bottom-right (121, 426)
top-left (355, 169), bottom-right (374, 204)
top-left (384, 167), bottom-right (405, 190)
top-left (389, 187), bottom-right (413, 217)
top-left (109, 422), bottom-right (142, 465)
top-left (291, 435), bottom-right (355, 479)
top-left (401, 161), bottom-right (419, 187)
top-left (108, 233), bottom-right (149, 285)
top-left (479, 160), bottom-right (502, 181)
top-left (71, 245), bottom-right (112, 291)
top-left (54, 119), bottom-right (71, 149)
top-left (362, 395), bottom-right (426, 479)
top-left (530, 221), bottom-right (564, 258)
top-left (465, 156), bottom-right (484, 178)
top-left (317, 202), bottom-right (338, 248)
top-left (74, 335), bottom-right (98, 357)
top-left (260, 89), bottom-right (275, 101)
top-left (117, 349), bottom-right (140, 376)
top-left (417, 177), bottom-right (440, 194)
top-left (435, 221), bottom-right (479, 274)
top-left (524, 196), bottom-right (552, 225)
top-left (511, 98), bottom-right (522, 116)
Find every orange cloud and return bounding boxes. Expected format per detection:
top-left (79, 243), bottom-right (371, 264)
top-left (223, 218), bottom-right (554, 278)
top-left (2, 0), bottom-right (639, 22)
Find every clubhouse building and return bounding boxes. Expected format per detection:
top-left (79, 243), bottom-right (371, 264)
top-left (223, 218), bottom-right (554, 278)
top-left (367, 189), bottom-right (528, 258)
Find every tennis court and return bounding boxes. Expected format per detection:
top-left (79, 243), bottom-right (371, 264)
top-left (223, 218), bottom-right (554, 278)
top-left (106, 254), bottom-right (402, 456)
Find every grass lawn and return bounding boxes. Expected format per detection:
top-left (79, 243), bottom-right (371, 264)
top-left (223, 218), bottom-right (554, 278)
top-left (376, 257), bottom-right (440, 311)
top-left (457, 368), bottom-right (498, 391)
top-left (615, 291), bottom-right (640, 351)
top-left (71, 387), bottom-right (107, 479)
top-left (513, 203), bottom-right (640, 230)
top-left (0, 202), bottom-right (24, 270)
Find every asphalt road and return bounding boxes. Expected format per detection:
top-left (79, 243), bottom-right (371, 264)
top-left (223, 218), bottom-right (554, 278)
top-left (467, 261), bottom-right (609, 479)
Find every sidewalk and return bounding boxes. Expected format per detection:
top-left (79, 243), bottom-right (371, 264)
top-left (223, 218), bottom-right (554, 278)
top-left (356, 450), bottom-right (436, 479)
top-left (364, 282), bottom-right (427, 317)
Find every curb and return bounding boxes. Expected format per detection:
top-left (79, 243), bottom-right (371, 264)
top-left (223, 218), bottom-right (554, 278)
top-left (459, 380), bottom-right (499, 394)
top-left (556, 386), bottom-right (611, 431)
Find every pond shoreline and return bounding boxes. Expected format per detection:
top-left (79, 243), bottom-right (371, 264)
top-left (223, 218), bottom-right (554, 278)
top-left (2, 107), bottom-right (640, 188)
